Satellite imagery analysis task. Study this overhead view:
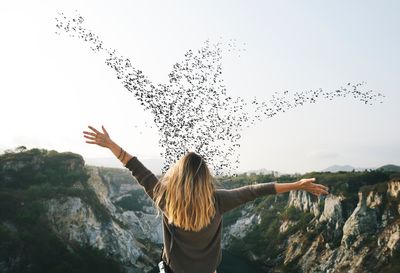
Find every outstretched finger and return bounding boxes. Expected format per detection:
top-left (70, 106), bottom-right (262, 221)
top-left (320, 184), bottom-right (329, 191)
top-left (84, 135), bottom-right (96, 140)
top-left (83, 131), bottom-right (97, 137)
top-left (303, 178), bottom-right (316, 183)
top-left (321, 189), bottom-right (329, 195)
top-left (312, 184), bottom-right (328, 194)
top-left (101, 125), bottom-right (109, 136)
top-left (313, 186), bottom-right (329, 195)
top-left (85, 140), bottom-right (97, 144)
top-left (88, 125), bottom-right (101, 134)
top-left (315, 183), bottom-right (329, 192)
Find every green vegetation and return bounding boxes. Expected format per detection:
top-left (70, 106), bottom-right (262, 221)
top-left (378, 164), bottom-right (400, 172)
top-left (0, 148), bottom-right (88, 189)
top-left (216, 169), bottom-right (392, 199)
top-left (0, 148), bottom-right (125, 273)
top-left (220, 168), bottom-right (399, 270)
top-left (380, 247), bottom-right (400, 273)
top-left (281, 205), bottom-right (300, 221)
top-left (228, 194), bottom-right (286, 259)
top-left (0, 220), bottom-right (124, 273)
top-left (303, 170), bottom-right (390, 198)
top-left (216, 172), bottom-right (279, 189)
top-left (223, 207), bottom-right (244, 227)
top-left (2, 147), bottom-right (399, 272)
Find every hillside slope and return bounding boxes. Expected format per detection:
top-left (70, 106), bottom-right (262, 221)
top-left (1, 148), bottom-right (399, 273)
top-left (221, 171), bottom-right (400, 272)
top-left (0, 148), bottom-right (161, 273)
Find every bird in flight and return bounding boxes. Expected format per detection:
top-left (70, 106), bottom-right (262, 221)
top-left (55, 12), bottom-right (385, 175)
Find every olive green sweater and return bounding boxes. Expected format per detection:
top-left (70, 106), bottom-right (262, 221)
top-left (125, 156), bottom-right (276, 273)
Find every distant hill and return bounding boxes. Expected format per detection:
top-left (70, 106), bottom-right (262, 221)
top-left (322, 164), bottom-right (400, 173)
top-left (322, 165), bottom-right (370, 172)
top-left (377, 164), bottom-right (400, 172)
top-left (243, 168), bottom-right (279, 175)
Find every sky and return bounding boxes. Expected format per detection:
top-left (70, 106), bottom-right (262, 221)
top-left (1, 0), bottom-right (399, 174)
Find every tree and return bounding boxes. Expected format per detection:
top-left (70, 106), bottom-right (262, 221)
top-left (16, 146), bottom-right (27, 153)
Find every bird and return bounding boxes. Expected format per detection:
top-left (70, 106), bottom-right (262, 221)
top-left (55, 12), bottom-right (385, 175)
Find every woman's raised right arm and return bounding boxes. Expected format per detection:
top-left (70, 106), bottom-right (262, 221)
top-left (83, 125), bottom-right (158, 199)
top-left (275, 178), bottom-right (329, 196)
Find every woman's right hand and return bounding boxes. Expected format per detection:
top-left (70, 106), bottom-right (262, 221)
top-left (83, 125), bottom-right (113, 148)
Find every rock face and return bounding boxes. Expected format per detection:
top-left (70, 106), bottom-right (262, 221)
top-left (1, 149), bottom-right (166, 273)
top-left (44, 165), bottom-right (163, 272)
top-left (388, 180), bottom-right (400, 198)
top-left (288, 189), bottom-right (322, 217)
top-left (319, 195), bottom-right (343, 223)
top-left (2, 149), bottom-right (400, 273)
top-left (341, 192), bottom-right (378, 248)
top-left (222, 180), bottom-right (400, 273)
top-left (222, 205), bottom-right (261, 247)
top-left (47, 197), bottom-right (144, 261)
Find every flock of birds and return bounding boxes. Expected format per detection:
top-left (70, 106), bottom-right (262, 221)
top-left (55, 12), bottom-right (385, 175)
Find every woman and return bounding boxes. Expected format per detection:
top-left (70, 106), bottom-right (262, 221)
top-left (83, 125), bottom-right (329, 273)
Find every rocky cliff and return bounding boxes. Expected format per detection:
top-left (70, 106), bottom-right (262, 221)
top-left (1, 148), bottom-right (399, 273)
top-left (222, 173), bottom-right (400, 273)
top-left (0, 148), bottom-right (162, 273)
top-left (43, 165), bottom-right (163, 273)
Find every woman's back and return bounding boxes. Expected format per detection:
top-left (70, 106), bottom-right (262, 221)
top-left (125, 154), bottom-right (276, 273)
top-left (161, 202), bottom-right (223, 273)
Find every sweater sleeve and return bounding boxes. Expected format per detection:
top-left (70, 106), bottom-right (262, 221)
top-left (124, 156), bottom-right (159, 200)
top-left (215, 182), bottom-right (277, 214)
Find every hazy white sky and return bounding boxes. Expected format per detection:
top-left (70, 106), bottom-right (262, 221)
top-left (1, 0), bottom-right (399, 174)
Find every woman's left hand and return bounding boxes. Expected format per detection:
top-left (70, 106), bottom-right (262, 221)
top-left (83, 125), bottom-right (113, 148)
top-left (296, 178), bottom-right (329, 197)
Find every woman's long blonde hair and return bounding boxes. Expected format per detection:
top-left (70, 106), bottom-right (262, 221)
top-left (153, 152), bottom-right (216, 232)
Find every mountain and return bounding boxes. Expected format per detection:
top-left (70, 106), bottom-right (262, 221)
top-left (322, 164), bottom-right (400, 173)
top-left (322, 164), bottom-right (369, 172)
top-left (378, 164), bottom-right (400, 172)
top-left (243, 168), bottom-right (279, 175)
top-left (1, 148), bottom-right (400, 273)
